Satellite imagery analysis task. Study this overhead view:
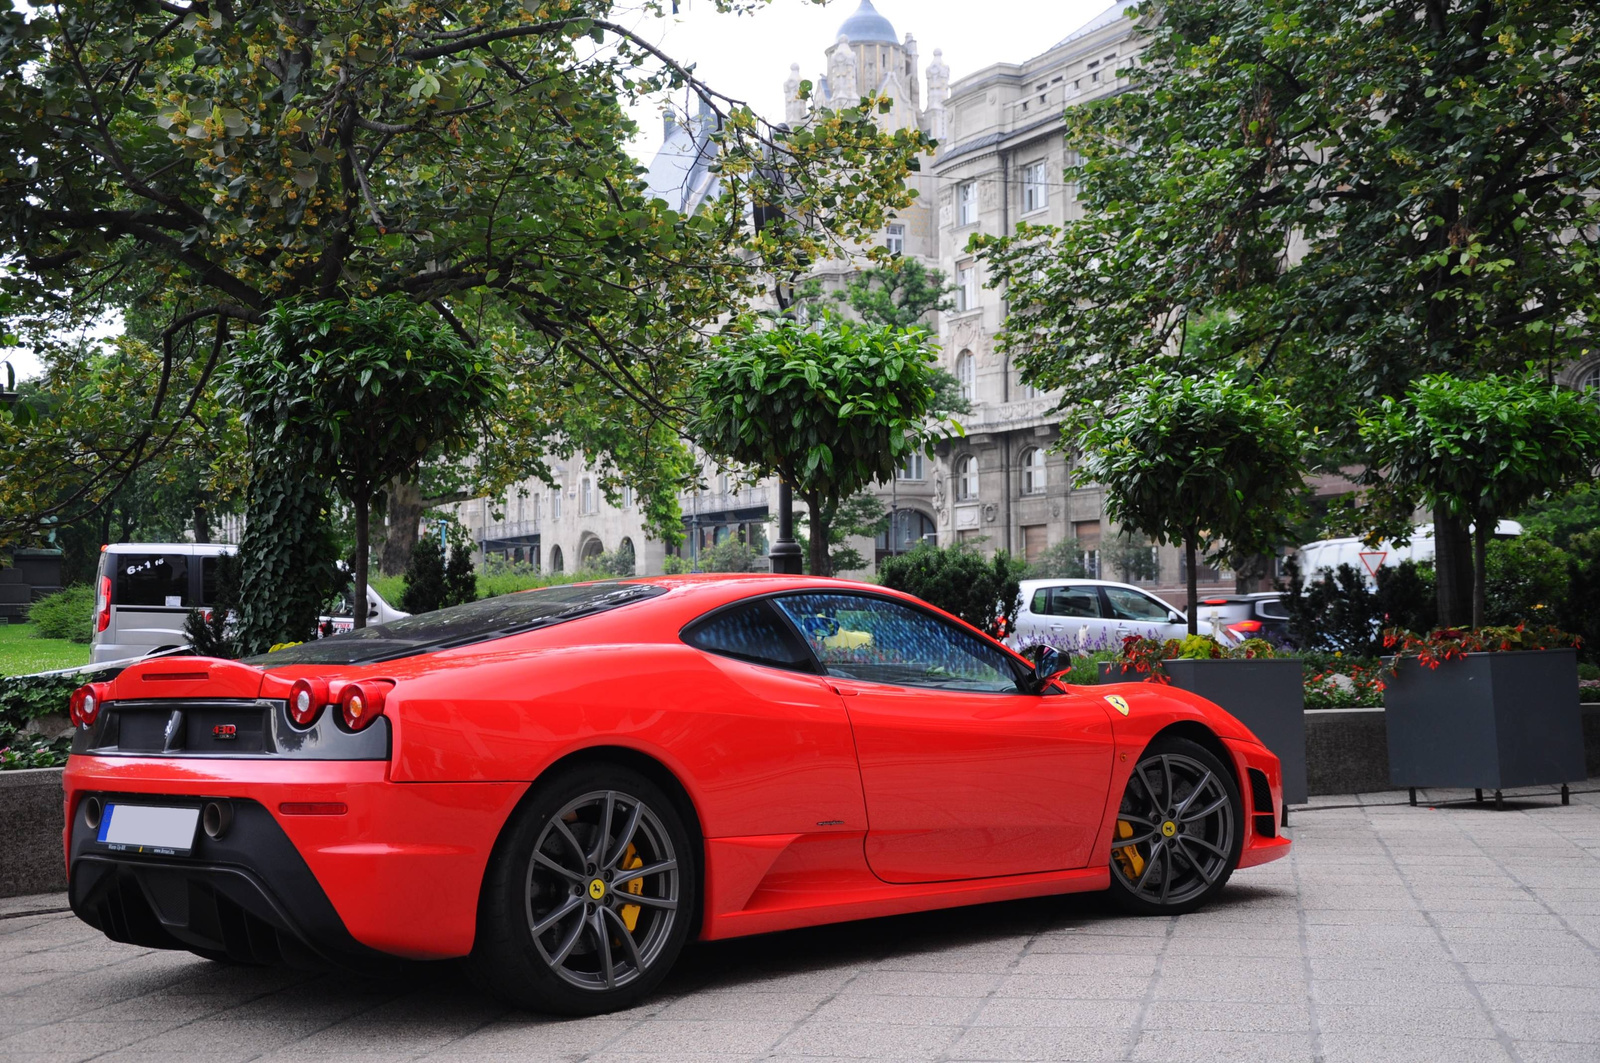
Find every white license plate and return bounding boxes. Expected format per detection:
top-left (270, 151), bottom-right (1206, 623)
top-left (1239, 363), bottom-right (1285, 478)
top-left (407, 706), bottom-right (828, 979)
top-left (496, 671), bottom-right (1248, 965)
top-left (97, 804), bottom-right (200, 855)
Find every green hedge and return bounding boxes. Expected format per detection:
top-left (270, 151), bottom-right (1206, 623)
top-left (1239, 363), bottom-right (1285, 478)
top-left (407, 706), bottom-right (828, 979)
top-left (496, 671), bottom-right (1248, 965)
top-left (28, 585), bottom-right (96, 644)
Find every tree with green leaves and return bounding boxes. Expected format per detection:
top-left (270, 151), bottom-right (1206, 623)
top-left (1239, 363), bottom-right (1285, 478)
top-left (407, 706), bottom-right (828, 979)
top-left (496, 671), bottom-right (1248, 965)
top-left (0, 0), bottom-right (932, 546)
top-left (224, 296), bottom-right (502, 627)
top-left (977, 0), bottom-right (1600, 625)
top-left (1358, 371), bottom-right (1600, 626)
top-left (832, 258), bottom-right (954, 329)
top-left (797, 492), bottom-right (887, 574)
top-left (690, 319), bottom-right (947, 576)
top-left (1077, 372), bottom-right (1309, 632)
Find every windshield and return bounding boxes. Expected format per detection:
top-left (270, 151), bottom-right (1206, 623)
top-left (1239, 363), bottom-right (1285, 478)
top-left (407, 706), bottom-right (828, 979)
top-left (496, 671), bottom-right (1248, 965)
top-left (249, 582), bottom-right (666, 666)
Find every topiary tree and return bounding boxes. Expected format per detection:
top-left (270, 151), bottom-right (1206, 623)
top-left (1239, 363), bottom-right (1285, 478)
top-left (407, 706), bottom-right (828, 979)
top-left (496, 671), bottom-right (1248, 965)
top-left (226, 297), bottom-right (503, 627)
top-left (1359, 371), bottom-right (1600, 627)
top-left (1078, 371), bottom-right (1309, 633)
top-left (877, 542), bottom-right (1024, 637)
top-left (400, 537), bottom-right (449, 616)
top-left (690, 320), bottom-right (948, 576)
top-left (444, 543), bottom-right (478, 607)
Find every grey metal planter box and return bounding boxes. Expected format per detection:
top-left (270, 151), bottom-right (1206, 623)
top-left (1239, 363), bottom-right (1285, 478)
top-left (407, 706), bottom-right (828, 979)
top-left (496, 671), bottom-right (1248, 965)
top-left (1384, 648), bottom-right (1585, 793)
top-left (1101, 658), bottom-right (1307, 805)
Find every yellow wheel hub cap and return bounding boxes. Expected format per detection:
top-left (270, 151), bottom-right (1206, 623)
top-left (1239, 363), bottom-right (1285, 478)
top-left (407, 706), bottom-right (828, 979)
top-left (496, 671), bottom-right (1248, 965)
top-left (588, 878), bottom-right (607, 901)
top-left (1161, 820), bottom-right (1177, 838)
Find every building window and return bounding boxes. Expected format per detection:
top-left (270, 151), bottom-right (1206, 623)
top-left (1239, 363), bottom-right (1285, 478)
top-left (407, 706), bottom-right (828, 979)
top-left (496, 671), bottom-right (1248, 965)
top-left (956, 262), bottom-right (977, 312)
top-left (718, 471), bottom-right (730, 496)
top-left (957, 455), bottom-right (979, 500)
top-left (897, 453), bottom-right (925, 481)
top-left (1022, 160), bottom-right (1048, 214)
top-left (956, 350), bottom-right (975, 401)
top-left (581, 477), bottom-right (595, 514)
top-left (1074, 520), bottom-right (1101, 578)
top-left (886, 224), bottom-right (905, 256)
top-left (1020, 447), bottom-right (1046, 495)
top-left (551, 488), bottom-right (562, 521)
top-left (1581, 362), bottom-right (1600, 397)
top-left (549, 545), bottom-right (564, 573)
top-left (1021, 524), bottom-right (1048, 563)
top-left (621, 485), bottom-right (634, 510)
top-left (958, 181), bottom-right (978, 226)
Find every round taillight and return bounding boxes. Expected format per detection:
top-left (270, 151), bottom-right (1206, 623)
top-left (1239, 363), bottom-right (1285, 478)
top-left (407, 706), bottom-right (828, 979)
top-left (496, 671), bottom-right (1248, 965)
top-left (339, 682), bottom-right (386, 732)
top-left (70, 684), bottom-right (103, 727)
top-left (289, 678), bottom-right (329, 727)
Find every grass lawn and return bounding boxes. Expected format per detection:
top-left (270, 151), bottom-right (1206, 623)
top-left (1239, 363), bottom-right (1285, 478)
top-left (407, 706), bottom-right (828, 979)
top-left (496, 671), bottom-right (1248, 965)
top-left (0, 622), bottom-right (91, 677)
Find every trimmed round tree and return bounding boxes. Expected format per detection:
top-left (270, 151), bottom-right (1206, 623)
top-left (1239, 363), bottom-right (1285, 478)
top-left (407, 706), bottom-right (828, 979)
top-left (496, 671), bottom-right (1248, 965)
top-left (1359, 371), bottom-right (1600, 627)
top-left (227, 297), bottom-right (503, 629)
top-left (690, 320), bottom-right (946, 577)
top-left (1077, 372), bottom-right (1309, 633)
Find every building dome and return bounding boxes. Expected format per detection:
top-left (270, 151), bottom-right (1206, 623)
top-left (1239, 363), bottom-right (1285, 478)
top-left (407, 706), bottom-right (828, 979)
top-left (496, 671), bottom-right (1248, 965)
top-left (836, 0), bottom-right (898, 45)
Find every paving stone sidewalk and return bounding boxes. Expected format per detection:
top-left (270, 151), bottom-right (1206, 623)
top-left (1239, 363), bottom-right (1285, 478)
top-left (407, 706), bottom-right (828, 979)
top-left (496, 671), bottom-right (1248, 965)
top-left (3, 783), bottom-right (1598, 1063)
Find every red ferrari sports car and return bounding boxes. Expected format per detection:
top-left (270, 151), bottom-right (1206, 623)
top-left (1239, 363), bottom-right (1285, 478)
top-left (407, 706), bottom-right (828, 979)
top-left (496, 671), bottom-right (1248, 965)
top-left (62, 575), bottom-right (1289, 1014)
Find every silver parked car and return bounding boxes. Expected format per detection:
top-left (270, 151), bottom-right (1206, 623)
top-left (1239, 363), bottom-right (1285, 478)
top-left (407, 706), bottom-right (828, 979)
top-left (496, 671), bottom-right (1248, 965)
top-left (1008, 578), bottom-right (1188, 651)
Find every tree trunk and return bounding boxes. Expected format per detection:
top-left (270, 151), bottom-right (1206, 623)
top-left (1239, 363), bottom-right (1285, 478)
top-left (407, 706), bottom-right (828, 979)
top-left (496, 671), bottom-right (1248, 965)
top-left (1433, 504), bottom-right (1473, 627)
top-left (804, 491), bottom-right (831, 577)
top-left (1184, 533), bottom-right (1199, 635)
top-left (1471, 513), bottom-right (1489, 629)
top-left (380, 476), bottom-right (426, 577)
top-left (353, 492), bottom-right (370, 630)
top-left (193, 504), bottom-right (210, 544)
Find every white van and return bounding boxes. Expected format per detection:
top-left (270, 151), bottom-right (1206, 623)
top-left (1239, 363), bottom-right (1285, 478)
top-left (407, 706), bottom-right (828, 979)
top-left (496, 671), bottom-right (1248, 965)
top-left (90, 543), bottom-right (406, 664)
top-left (1295, 520), bottom-right (1522, 587)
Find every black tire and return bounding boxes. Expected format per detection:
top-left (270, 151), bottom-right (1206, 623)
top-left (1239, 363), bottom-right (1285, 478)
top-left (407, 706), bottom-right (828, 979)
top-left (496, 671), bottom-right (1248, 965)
top-left (1107, 735), bottom-right (1243, 916)
top-left (471, 764), bottom-right (696, 1016)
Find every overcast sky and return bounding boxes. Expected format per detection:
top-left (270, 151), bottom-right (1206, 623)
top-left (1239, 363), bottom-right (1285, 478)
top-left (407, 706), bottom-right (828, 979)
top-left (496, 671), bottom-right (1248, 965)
top-left (620, 0), bottom-right (1117, 158)
top-left (3, 0), bottom-right (1115, 380)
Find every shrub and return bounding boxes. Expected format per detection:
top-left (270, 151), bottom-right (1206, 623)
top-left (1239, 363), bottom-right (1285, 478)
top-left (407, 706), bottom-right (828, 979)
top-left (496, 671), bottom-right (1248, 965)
top-left (183, 553), bottom-right (241, 659)
top-left (28, 585), bottom-right (95, 644)
top-left (1281, 561), bottom-right (1381, 656)
top-left (878, 543), bottom-right (1023, 636)
top-left (445, 544), bottom-right (479, 605)
top-left (400, 537), bottom-right (449, 614)
top-left (1374, 560), bottom-right (1437, 635)
top-left (698, 538), bottom-right (760, 573)
top-left (1483, 536), bottom-right (1570, 625)
top-left (1560, 530), bottom-right (1600, 663)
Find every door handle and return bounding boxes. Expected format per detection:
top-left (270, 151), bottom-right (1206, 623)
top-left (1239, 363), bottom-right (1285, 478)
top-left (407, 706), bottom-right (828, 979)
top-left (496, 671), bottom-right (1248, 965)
top-left (830, 685), bottom-right (858, 697)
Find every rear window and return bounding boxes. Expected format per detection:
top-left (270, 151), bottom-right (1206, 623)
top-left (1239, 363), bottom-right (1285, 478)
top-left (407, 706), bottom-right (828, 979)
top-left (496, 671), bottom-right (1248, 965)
top-left (114, 554), bottom-right (191, 608)
top-left (1257, 598), bottom-right (1290, 620)
top-left (249, 582), bottom-right (665, 666)
top-left (683, 600), bottom-right (815, 672)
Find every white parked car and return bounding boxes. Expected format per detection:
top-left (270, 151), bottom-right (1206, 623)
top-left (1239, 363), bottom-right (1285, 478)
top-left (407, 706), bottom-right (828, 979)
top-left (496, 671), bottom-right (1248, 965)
top-left (90, 542), bottom-right (406, 664)
top-left (1008, 578), bottom-right (1188, 651)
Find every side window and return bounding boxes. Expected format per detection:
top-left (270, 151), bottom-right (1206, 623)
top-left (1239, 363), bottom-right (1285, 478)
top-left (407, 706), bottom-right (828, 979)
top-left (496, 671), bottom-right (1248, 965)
top-left (772, 593), bottom-right (1024, 693)
top-left (683, 600), bottom-right (815, 672)
top-left (114, 554), bottom-right (191, 608)
top-left (201, 556), bottom-right (219, 605)
top-left (1043, 587), bottom-right (1100, 618)
top-left (1103, 586), bottom-right (1171, 622)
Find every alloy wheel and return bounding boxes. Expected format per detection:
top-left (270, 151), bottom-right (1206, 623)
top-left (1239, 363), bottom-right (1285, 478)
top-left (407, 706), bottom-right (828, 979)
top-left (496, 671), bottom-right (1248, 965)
top-left (523, 789), bottom-right (680, 992)
top-left (1111, 751), bottom-right (1236, 908)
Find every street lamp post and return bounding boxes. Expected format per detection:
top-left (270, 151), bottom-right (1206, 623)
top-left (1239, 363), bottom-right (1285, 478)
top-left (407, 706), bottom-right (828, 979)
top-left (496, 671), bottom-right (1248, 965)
top-left (769, 482), bottom-right (803, 574)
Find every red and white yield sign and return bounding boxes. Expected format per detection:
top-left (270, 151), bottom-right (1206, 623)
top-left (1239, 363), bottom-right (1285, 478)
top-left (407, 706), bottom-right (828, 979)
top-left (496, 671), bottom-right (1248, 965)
top-left (1358, 551), bottom-right (1388, 578)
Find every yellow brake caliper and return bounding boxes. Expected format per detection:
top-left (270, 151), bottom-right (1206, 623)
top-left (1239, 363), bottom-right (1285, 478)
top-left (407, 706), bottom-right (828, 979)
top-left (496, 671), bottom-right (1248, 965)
top-left (619, 843), bottom-right (645, 932)
top-left (1113, 820), bottom-right (1146, 878)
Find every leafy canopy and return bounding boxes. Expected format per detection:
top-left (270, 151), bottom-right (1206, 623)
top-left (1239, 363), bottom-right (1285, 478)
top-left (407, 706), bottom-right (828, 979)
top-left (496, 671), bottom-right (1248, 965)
top-left (976, 0), bottom-right (1600, 421)
top-left (1358, 372), bottom-right (1600, 531)
top-left (1077, 371), bottom-right (1308, 626)
top-left (689, 319), bottom-right (947, 576)
top-left (0, 0), bottom-right (931, 539)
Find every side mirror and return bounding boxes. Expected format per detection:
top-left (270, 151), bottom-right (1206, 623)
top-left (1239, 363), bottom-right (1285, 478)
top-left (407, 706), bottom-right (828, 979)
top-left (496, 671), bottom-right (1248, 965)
top-left (1168, 611), bottom-right (1182, 625)
top-left (1024, 644), bottom-right (1067, 690)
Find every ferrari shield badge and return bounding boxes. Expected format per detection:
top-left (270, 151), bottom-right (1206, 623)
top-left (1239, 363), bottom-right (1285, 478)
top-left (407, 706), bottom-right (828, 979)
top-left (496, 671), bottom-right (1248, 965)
top-left (1104, 694), bottom-right (1131, 716)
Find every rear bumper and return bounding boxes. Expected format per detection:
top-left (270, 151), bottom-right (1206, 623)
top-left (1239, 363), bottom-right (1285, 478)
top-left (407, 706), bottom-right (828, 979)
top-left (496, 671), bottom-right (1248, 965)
top-left (64, 756), bottom-right (527, 960)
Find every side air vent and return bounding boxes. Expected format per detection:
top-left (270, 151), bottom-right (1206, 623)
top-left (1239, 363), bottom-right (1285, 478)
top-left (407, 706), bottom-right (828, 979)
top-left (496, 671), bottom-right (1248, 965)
top-left (1248, 768), bottom-right (1276, 838)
